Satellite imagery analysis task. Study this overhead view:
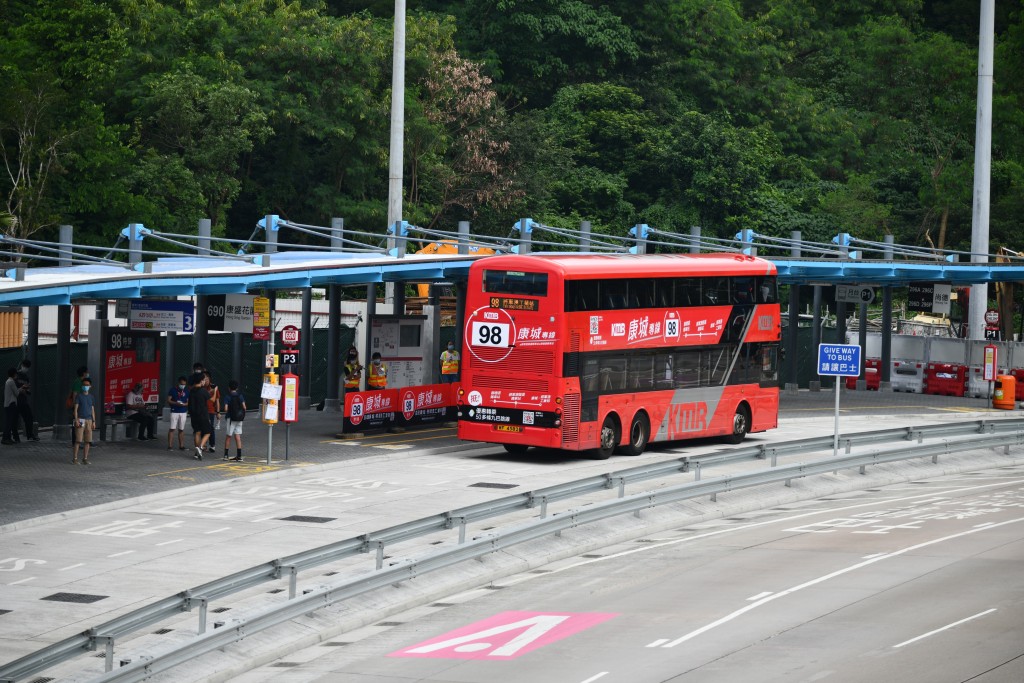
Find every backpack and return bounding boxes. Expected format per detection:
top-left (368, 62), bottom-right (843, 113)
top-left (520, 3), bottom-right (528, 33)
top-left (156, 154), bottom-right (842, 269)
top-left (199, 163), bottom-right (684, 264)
top-left (226, 393), bottom-right (245, 421)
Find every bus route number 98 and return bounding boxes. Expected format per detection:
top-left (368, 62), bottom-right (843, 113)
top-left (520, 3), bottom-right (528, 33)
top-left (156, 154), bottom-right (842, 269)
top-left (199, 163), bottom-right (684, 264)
top-left (471, 321), bottom-right (510, 348)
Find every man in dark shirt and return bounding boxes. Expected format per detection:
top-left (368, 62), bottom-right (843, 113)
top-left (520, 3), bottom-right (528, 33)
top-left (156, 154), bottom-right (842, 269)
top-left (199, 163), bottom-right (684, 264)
top-left (187, 372), bottom-right (213, 460)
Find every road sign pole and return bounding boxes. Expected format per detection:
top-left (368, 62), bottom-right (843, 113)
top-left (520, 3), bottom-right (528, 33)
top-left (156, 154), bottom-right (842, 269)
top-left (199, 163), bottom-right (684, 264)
top-left (834, 380), bottom-right (841, 459)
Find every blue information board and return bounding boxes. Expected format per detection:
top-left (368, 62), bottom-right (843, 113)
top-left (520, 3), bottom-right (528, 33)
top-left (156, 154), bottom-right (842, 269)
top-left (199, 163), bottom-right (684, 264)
top-left (817, 344), bottom-right (861, 377)
top-left (129, 300), bottom-right (195, 333)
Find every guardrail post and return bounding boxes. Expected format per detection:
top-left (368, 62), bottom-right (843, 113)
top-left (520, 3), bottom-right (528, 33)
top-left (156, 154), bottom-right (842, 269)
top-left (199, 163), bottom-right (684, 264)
top-left (287, 565), bottom-right (299, 599)
top-left (197, 598), bottom-right (209, 634)
top-left (694, 462), bottom-right (702, 481)
top-left (90, 633), bottom-right (115, 672)
top-left (375, 541), bottom-right (385, 570)
top-left (606, 474), bottom-right (626, 498)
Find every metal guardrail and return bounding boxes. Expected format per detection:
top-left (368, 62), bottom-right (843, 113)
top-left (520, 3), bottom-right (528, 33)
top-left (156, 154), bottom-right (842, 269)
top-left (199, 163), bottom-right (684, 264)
top-left (2, 417), bottom-right (1023, 683)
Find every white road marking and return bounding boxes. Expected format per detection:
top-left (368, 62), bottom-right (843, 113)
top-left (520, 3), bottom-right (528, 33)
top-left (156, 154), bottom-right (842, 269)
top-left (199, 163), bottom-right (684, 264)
top-left (579, 673), bottom-right (609, 683)
top-left (253, 516), bottom-right (277, 522)
top-left (861, 553), bottom-right (886, 559)
top-left (107, 551), bottom-right (135, 558)
top-left (59, 563), bottom-right (84, 571)
top-left (646, 639), bottom-right (669, 648)
top-left (550, 480), bottom-right (1020, 577)
top-left (204, 527), bottom-right (231, 534)
top-left (386, 488), bottom-right (410, 495)
top-left (747, 591), bottom-right (773, 601)
top-left (893, 609), bottom-right (997, 648)
top-left (295, 506), bottom-right (320, 513)
top-left (8, 577), bottom-right (35, 585)
top-left (155, 539), bottom-right (183, 546)
top-left (661, 518), bottom-right (1023, 647)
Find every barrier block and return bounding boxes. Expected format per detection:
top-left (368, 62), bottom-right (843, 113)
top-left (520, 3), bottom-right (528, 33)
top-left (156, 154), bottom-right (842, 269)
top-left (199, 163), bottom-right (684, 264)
top-left (845, 358), bottom-right (881, 390)
top-left (891, 360), bottom-right (925, 393)
top-left (1012, 369), bottom-right (1024, 401)
top-left (923, 362), bottom-right (967, 397)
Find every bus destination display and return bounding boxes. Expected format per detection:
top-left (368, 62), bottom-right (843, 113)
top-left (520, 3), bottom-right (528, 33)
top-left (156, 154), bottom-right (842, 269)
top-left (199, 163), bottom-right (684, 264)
top-left (489, 296), bottom-right (539, 311)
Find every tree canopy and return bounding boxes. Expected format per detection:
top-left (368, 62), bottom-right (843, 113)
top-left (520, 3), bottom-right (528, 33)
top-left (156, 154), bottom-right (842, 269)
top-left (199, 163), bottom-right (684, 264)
top-left (1, 0), bottom-right (1021, 256)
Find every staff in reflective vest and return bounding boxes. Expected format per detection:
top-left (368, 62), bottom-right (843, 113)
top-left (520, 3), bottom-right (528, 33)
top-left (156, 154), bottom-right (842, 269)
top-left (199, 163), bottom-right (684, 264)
top-left (367, 352), bottom-right (388, 389)
top-left (440, 342), bottom-right (460, 383)
top-left (344, 346), bottom-right (362, 391)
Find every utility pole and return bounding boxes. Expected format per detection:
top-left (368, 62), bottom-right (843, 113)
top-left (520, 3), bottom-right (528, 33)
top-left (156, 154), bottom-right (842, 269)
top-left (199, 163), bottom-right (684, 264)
top-left (968, 0), bottom-right (995, 340)
top-left (385, 0), bottom-right (406, 305)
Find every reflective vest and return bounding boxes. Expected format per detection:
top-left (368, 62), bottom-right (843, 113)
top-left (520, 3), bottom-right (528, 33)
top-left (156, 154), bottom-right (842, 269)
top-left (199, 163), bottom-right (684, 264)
top-left (344, 362), bottom-right (361, 389)
top-left (440, 350), bottom-right (460, 375)
top-left (368, 361), bottom-right (388, 389)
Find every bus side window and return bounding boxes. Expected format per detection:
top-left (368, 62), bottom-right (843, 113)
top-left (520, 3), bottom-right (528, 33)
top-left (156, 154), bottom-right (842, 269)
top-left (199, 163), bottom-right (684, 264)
top-left (630, 354), bottom-right (654, 390)
top-left (757, 277), bottom-right (777, 303)
top-left (733, 277), bottom-right (754, 305)
top-left (704, 278), bottom-right (729, 305)
top-left (582, 358), bottom-right (600, 392)
top-left (655, 353), bottom-right (674, 388)
top-left (674, 279), bottom-right (700, 307)
top-left (655, 281), bottom-right (671, 308)
top-left (603, 280), bottom-right (627, 309)
top-left (673, 350), bottom-right (700, 388)
top-left (631, 279), bottom-right (655, 308)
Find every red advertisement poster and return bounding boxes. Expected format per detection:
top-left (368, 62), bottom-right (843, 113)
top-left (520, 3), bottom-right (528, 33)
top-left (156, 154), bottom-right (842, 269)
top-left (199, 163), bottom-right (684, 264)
top-left (104, 329), bottom-right (161, 415)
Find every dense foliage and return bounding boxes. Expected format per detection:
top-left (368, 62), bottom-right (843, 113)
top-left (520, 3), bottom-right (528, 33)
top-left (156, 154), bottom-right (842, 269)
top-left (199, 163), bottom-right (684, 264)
top-left (1, 0), bottom-right (1021, 256)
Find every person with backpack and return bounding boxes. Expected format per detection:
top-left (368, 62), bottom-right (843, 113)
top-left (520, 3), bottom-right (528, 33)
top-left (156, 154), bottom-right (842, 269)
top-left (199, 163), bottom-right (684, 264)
top-left (221, 380), bottom-right (247, 462)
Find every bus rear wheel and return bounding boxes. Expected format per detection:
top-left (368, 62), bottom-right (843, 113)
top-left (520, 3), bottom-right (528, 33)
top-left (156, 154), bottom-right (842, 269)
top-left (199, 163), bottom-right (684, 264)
top-left (724, 405), bottom-right (751, 444)
top-left (621, 412), bottom-right (650, 456)
top-left (503, 444), bottom-right (530, 455)
top-left (594, 415), bottom-right (620, 460)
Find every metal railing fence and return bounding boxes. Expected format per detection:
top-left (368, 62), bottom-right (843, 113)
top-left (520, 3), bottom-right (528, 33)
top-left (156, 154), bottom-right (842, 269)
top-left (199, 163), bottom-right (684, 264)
top-left (2, 417), bottom-right (1023, 683)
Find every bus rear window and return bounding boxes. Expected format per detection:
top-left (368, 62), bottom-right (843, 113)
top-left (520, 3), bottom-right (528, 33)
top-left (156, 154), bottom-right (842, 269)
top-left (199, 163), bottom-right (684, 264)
top-left (483, 270), bottom-right (548, 296)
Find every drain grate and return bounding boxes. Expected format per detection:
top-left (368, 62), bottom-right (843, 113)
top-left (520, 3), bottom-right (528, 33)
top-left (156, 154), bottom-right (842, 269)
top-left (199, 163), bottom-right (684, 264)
top-left (29, 677), bottom-right (56, 682)
top-left (0, 609), bottom-right (11, 616)
top-left (431, 602), bottom-right (455, 607)
top-left (581, 554), bottom-right (603, 558)
top-left (41, 592), bottom-right (108, 604)
top-left (279, 515), bottom-right (336, 523)
top-left (469, 482), bottom-right (518, 489)
top-left (211, 607), bottom-right (231, 613)
top-left (483, 585), bottom-right (506, 590)
top-left (267, 589), bottom-right (285, 594)
top-left (376, 621), bottom-right (403, 626)
top-left (530, 569), bottom-right (552, 574)
top-left (271, 662), bottom-right (301, 667)
top-left (323, 571), bottom-right (339, 576)
top-left (322, 642), bottom-right (350, 647)
top-left (152, 628), bottom-right (173, 635)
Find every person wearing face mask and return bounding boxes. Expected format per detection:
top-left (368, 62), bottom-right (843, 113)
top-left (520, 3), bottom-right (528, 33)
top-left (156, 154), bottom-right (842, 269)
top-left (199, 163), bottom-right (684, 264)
top-left (440, 341), bottom-right (460, 383)
top-left (367, 352), bottom-right (388, 390)
top-left (72, 378), bottom-right (96, 464)
top-left (15, 359), bottom-right (39, 441)
top-left (343, 346), bottom-right (362, 392)
top-left (166, 375), bottom-right (190, 451)
top-left (3, 367), bottom-right (20, 445)
top-left (68, 366), bottom-right (90, 447)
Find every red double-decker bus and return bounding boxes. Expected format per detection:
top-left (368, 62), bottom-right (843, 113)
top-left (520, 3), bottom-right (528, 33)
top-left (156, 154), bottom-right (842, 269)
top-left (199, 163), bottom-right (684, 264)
top-left (457, 253), bottom-right (781, 458)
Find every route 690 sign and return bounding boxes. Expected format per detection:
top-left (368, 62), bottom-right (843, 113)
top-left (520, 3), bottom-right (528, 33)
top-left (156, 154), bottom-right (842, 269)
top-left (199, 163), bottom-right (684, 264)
top-left (281, 325), bottom-right (301, 347)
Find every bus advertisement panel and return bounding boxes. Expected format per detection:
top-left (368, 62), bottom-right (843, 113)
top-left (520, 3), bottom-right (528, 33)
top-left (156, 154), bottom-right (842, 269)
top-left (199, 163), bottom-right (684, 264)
top-left (457, 253), bottom-right (781, 459)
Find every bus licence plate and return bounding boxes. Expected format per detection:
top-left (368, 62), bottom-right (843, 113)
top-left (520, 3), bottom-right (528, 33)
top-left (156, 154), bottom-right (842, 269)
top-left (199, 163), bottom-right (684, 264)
top-left (496, 425), bottom-right (522, 433)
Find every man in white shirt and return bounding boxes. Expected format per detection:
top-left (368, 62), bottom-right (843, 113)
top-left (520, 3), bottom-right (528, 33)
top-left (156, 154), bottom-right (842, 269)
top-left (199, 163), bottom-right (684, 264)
top-left (125, 382), bottom-right (157, 440)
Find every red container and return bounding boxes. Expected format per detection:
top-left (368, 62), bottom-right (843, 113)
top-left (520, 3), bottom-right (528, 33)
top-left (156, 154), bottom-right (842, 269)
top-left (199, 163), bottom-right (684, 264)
top-left (923, 362), bottom-right (967, 397)
top-left (846, 358), bottom-right (881, 390)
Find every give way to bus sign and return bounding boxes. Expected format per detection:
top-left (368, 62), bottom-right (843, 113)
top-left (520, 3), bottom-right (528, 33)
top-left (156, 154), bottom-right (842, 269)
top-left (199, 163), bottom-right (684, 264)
top-left (817, 343), bottom-right (861, 377)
